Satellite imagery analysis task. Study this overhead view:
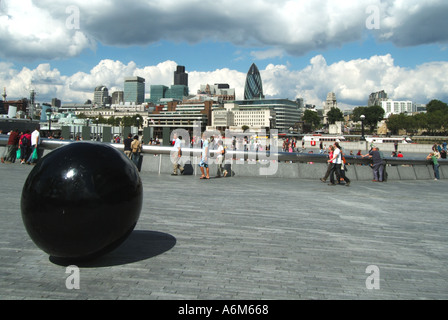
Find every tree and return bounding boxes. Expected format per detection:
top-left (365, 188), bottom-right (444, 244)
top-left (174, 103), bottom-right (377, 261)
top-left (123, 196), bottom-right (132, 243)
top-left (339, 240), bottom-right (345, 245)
top-left (427, 111), bottom-right (445, 134)
top-left (426, 100), bottom-right (448, 114)
top-left (365, 105), bottom-right (385, 132)
top-left (302, 110), bottom-right (321, 130)
top-left (413, 113), bottom-right (428, 132)
top-left (386, 114), bottom-right (403, 135)
top-left (353, 106), bottom-right (385, 132)
top-left (326, 107), bottom-right (344, 124)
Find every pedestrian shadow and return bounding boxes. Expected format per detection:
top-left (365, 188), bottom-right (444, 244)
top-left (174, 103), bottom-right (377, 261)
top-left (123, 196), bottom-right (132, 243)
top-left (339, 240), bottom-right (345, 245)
top-left (49, 230), bottom-right (176, 268)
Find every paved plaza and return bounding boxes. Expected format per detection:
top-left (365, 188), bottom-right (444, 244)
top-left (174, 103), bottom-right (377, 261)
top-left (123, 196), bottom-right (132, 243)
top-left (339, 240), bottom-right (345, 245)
top-left (0, 163), bottom-right (447, 300)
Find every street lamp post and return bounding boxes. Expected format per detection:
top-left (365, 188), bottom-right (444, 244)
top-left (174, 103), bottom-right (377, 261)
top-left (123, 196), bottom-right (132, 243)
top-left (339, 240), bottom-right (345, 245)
top-left (136, 116), bottom-right (141, 136)
top-left (360, 114), bottom-right (366, 141)
top-left (46, 111), bottom-right (52, 138)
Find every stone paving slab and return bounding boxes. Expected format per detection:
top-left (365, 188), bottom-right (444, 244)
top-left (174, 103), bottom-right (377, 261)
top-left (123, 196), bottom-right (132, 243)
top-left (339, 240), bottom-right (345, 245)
top-left (0, 163), bottom-right (447, 300)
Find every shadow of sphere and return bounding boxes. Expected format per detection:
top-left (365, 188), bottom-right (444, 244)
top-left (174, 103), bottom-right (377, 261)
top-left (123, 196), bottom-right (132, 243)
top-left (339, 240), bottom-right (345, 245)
top-left (49, 230), bottom-right (176, 267)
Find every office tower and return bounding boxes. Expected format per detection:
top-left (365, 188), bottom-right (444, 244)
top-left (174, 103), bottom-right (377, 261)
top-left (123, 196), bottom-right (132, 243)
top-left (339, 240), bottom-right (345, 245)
top-left (111, 91), bottom-right (124, 104)
top-left (323, 92), bottom-right (337, 124)
top-left (244, 63), bottom-right (264, 100)
top-left (51, 98), bottom-right (61, 108)
top-left (368, 90), bottom-right (388, 107)
top-left (94, 85), bottom-right (109, 107)
top-left (124, 76), bottom-right (145, 104)
top-left (174, 66), bottom-right (188, 87)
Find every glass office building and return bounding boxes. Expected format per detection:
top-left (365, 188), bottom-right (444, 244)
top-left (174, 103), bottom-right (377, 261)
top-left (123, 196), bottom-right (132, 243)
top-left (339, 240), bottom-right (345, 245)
top-left (244, 63), bottom-right (265, 100)
top-left (149, 85), bottom-right (189, 104)
top-left (124, 77), bottom-right (145, 104)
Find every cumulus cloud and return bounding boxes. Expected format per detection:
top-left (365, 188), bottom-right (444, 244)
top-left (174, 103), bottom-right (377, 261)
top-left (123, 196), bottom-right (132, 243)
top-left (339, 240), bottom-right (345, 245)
top-left (2, 55), bottom-right (447, 107)
top-left (0, 0), bottom-right (95, 61)
top-left (1, 0), bottom-right (447, 61)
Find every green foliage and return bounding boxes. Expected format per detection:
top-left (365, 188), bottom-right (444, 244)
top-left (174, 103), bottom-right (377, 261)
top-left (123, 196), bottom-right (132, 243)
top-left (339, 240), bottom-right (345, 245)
top-left (302, 109), bottom-right (321, 129)
top-left (386, 100), bottom-right (448, 134)
top-left (426, 100), bottom-right (448, 114)
top-left (326, 107), bottom-right (344, 124)
top-left (352, 105), bottom-right (385, 131)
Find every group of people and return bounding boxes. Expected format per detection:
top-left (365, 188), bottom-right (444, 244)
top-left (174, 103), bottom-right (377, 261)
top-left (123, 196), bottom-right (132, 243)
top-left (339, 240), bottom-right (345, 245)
top-left (123, 133), bottom-right (143, 168)
top-left (320, 142), bottom-right (351, 186)
top-left (170, 134), bottom-right (228, 179)
top-left (1, 127), bottom-right (41, 165)
top-left (320, 142), bottom-right (391, 185)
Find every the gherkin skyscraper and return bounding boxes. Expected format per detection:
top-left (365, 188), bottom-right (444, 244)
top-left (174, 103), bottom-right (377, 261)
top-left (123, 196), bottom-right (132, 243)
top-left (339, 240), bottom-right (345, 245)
top-left (244, 63), bottom-right (265, 100)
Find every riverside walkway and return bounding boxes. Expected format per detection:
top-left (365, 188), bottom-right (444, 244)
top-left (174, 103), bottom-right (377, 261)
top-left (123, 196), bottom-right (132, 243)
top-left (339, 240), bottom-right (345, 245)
top-left (1, 163), bottom-right (447, 300)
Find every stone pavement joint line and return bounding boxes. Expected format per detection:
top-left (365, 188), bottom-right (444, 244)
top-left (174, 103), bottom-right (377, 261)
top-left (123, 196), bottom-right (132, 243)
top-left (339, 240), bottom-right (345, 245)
top-left (1, 164), bottom-right (447, 300)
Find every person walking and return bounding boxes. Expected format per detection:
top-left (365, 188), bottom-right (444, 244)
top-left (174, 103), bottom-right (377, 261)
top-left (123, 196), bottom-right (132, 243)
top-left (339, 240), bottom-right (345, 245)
top-left (123, 133), bottom-right (133, 159)
top-left (320, 145), bottom-right (334, 183)
top-left (171, 135), bottom-right (184, 176)
top-left (215, 140), bottom-right (227, 178)
top-left (130, 135), bottom-right (142, 168)
top-left (199, 135), bottom-right (213, 180)
top-left (26, 126), bottom-right (41, 164)
top-left (337, 142), bottom-right (351, 187)
top-left (327, 142), bottom-right (344, 186)
top-left (427, 152), bottom-right (440, 180)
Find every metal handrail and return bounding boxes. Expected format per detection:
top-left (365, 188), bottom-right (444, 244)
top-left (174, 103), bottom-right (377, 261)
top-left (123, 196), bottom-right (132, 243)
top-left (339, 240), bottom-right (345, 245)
top-left (1, 135), bottom-right (446, 166)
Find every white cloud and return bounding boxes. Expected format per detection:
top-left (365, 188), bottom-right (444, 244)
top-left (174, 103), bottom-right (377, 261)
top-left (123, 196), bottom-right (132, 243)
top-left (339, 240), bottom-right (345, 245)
top-left (251, 49), bottom-right (285, 61)
top-left (2, 55), bottom-right (447, 107)
top-left (1, 0), bottom-right (447, 61)
top-left (0, 0), bottom-right (95, 60)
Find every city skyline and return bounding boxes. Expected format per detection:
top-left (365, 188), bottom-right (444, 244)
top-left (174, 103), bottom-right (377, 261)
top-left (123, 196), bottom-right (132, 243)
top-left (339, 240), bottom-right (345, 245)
top-left (0, 0), bottom-right (447, 109)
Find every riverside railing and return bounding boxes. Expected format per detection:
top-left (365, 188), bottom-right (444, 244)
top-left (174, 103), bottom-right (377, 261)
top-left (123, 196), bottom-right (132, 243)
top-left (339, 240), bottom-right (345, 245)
top-left (1, 135), bottom-right (446, 167)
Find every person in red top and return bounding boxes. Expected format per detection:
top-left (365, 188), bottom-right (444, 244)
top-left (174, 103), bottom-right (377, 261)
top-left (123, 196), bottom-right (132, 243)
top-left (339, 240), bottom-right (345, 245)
top-left (19, 130), bottom-right (32, 164)
top-left (397, 151), bottom-right (404, 158)
top-left (320, 145), bottom-right (334, 183)
top-left (5, 129), bottom-right (20, 163)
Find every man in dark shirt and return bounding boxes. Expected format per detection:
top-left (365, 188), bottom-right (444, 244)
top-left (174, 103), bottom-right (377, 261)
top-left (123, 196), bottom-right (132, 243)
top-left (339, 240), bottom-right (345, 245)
top-left (123, 133), bottom-right (133, 159)
top-left (362, 146), bottom-right (385, 182)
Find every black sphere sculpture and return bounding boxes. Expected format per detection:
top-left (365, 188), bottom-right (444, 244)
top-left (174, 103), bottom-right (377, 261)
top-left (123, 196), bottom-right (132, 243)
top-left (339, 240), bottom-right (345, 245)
top-left (21, 142), bottom-right (143, 262)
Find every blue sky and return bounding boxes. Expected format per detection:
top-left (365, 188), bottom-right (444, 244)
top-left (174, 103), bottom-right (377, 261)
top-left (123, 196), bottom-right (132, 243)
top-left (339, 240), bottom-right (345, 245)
top-left (1, 0), bottom-right (447, 107)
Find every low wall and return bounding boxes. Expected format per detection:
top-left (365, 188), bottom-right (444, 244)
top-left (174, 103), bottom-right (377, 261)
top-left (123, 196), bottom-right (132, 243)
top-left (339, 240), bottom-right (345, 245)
top-left (1, 144), bottom-right (445, 181)
top-left (137, 153), bottom-right (446, 181)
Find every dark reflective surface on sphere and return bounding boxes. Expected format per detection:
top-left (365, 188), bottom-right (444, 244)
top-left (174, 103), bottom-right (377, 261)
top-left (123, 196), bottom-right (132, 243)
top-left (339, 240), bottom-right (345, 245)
top-left (21, 142), bottom-right (143, 262)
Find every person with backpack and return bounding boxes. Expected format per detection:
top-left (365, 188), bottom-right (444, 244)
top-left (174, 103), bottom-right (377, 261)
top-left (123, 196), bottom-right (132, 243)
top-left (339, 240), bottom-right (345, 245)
top-left (130, 135), bottom-right (142, 168)
top-left (215, 140), bottom-right (227, 178)
top-left (20, 130), bottom-right (32, 164)
top-left (26, 126), bottom-right (41, 164)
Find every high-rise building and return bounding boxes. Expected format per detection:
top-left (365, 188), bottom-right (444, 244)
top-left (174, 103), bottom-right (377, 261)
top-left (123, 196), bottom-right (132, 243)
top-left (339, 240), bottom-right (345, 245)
top-left (323, 92), bottom-right (337, 124)
top-left (368, 90), bottom-right (388, 107)
top-left (111, 91), bottom-right (124, 105)
top-left (149, 84), bottom-right (189, 104)
top-left (174, 66), bottom-right (188, 87)
top-left (51, 98), bottom-right (61, 108)
top-left (124, 76), bottom-right (145, 104)
top-left (381, 100), bottom-right (415, 118)
top-left (244, 63), bottom-right (264, 100)
top-left (93, 85), bottom-right (109, 107)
